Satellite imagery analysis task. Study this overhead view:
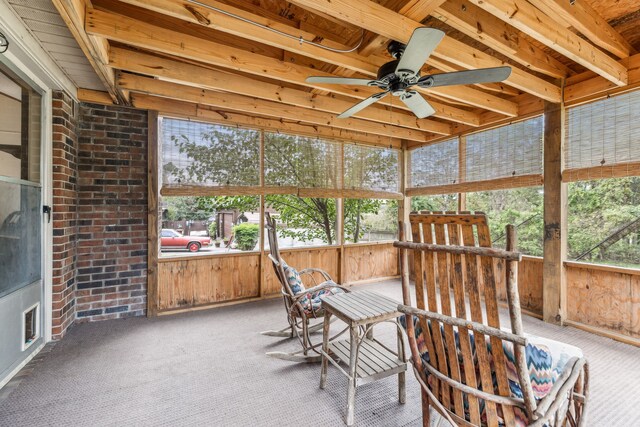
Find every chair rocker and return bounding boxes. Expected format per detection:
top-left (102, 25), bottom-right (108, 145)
top-left (395, 212), bottom-right (589, 427)
top-left (261, 212), bottom-right (349, 363)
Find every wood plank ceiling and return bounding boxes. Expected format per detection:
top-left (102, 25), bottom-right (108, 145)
top-left (55, 0), bottom-right (640, 148)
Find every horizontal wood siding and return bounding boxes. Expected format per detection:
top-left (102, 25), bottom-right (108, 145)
top-left (566, 262), bottom-right (640, 339)
top-left (158, 254), bottom-right (260, 310)
top-left (343, 242), bottom-right (399, 284)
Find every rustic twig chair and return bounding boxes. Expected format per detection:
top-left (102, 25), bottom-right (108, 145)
top-left (261, 212), bottom-right (349, 363)
top-left (395, 212), bottom-right (589, 427)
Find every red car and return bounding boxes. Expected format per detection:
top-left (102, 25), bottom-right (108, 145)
top-left (160, 229), bottom-right (211, 252)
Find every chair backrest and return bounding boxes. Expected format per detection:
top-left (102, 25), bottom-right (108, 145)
top-left (265, 212), bottom-right (295, 298)
top-left (397, 211), bottom-right (536, 426)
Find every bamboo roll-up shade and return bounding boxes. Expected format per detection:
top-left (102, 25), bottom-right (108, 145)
top-left (264, 132), bottom-right (341, 189)
top-left (343, 144), bottom-right (400, 193)
top-left (409, 137), bottom-right (459, 188)
top-left (564, 90), bottom-right (640, 182)
top-left (465, 116), bottom-right (543, 187)
top-left (160, 118), bottom-right (260, 188)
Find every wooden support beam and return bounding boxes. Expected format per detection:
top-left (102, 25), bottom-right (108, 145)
top-left (77, 88), bottom-right (114, 105)
top-left (52, 0), bottom-right (122, 103)
top-left (287, 0), bottom-right (561, 101)
top-left (131, 93), bottom-right (403, 148)
top-left (147, 110), bottom-right (159, 316)
top-left (532, 0), bottom-right (633, 59)
top-left (466, 0), bottom-right (628, 86)
top-left (564, 54), bottom-right (640, 106)
top-left (359, 0), bottom-right (447, 56)
top-left (88, 10), bottom-right (485, 124)
top-left (542, 101), bottom-right (567, 325)
top-left (114, 57), bottom-right (451, 134)
top-left (119, 73), bottom-right (433, 142)
top-left (433, 0), bottom-right (571, 78)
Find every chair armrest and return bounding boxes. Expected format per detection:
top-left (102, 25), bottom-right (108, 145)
top-left (298, 267), bottom-right (333, 283)
top-left (532, 357), bottom-right (587, 426)
top-left (292, 281), bottom-right (350, 301)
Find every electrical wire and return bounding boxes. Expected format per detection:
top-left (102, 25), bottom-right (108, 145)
top-left (186, 0), bottom-right (364, 53)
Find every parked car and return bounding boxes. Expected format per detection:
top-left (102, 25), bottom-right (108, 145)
top-left (160, 228), bottom-right (211, 252)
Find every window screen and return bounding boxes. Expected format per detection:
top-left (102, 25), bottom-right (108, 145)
top-left (343, 144), bottom-right (400, 193)
top-left (409, 138), bottom-right (459, 188)
top-left (465, 116), bottom-right (543, 184)
top-left (161, 118), bottom-right (260, 187)
top-left (565, 90), bottom-right (640, 181)
top-left (264, 132), bottom-right (340, 189)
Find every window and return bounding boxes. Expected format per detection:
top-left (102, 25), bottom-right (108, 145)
top-left (568, 177), bottom-right (640, 268)
top-left (466, 187), bottom-right (543, 255)
top-left (160, 118), bottom-right (260, 187)
top-left (265, 195), bottom-right (337, 248)
top-left (159, 195), bottom-right (260, 256)
top-left (344, 199), bottom-right (398, 243)
top-left (411, 194), bottom-right (458, 212)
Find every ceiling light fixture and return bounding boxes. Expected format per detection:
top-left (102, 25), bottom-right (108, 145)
top-left (0, 31), bottom-right (8, 54)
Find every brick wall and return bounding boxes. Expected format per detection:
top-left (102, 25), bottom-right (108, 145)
top-left (51, 91), bottom-right (78, 339)
top-left (74, 103), bottom-right (148, 322)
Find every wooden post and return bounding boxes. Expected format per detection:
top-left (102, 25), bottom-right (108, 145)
top-left (147, 110), bottom-right (159, 316)
top-left (458, 136), bottom-right (467, 211)
top-left (259, 130), bottom-right (266, 297)
top-left (543, 101), bottom-right (567, 325)
top-left (399, 140), bottom-right (411, 278)
top-left (337, 141), bottom-right (345, 284)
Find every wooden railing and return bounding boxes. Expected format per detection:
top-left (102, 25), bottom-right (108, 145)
top-left (157, 241), bottom-right (399, 312)
top-left (156, 244), bottom-right (640, 345)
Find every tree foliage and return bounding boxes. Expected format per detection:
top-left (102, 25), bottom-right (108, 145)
top-left (164, 196), bottom-right (211, 221)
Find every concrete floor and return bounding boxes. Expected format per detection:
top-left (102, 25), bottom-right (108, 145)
top-left (0, 280), bottom-right (639, 426)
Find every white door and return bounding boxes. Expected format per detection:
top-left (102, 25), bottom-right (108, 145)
top-left (0, 61), bottom-right (45, 387)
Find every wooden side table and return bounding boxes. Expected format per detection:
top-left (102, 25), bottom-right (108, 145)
top-left (320, 290), bottom-right (407, 426)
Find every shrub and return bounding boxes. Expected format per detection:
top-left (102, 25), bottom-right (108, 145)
top-left (232, 223), bottom-right (259, 251)
top-left (208, 222), bottom-right (217, 238)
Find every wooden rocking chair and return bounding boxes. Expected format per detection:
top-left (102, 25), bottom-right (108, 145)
top-left (395, 212), bottom-right (589, 427)
top-left (261, 212), bottom-right (349, 363)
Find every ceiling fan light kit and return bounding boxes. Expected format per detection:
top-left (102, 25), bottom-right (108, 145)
top-left (306, 28), bottom-right (512, 119)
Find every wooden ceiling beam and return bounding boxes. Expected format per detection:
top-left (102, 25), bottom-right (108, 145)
top-left (111, 47), bottom-right (452, 134)
top-left (465, 0), bottom-right (628, 86)
top-left (564, 53), bottom-right (640, 106)
top-left (51, 0), bottom-right (123, 103)
top-left (101, 1), bottom-right (514, 117)
top-left (358, 0), bottom-right (447, 56)
top-left (286, 0), bottom-right (561, 101)
top-left (532, 0), bottom-right (633, 59)
top-left (117, 73), bottom-right (435, 142)
top-left (129, 93), bottom-right (403, 148)
top-left (433, 0), bottom-right (571, 78)
top-left (88, 9), bottom-right (482, 126)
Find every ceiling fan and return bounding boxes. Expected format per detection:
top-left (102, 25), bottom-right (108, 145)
top-left (306, 28), bottom-right (512, 119)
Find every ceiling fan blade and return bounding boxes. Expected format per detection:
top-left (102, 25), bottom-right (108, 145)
top-left (306, 76), bottom-right (378, 86)
top-left (395, 28), bottom-right (445, 76)
top-left (399, 91), bottom-right (436, 119)
top-left (337, 92), bottom-right (389, 118)
top-left (417, 66), bottom-right (512, 88)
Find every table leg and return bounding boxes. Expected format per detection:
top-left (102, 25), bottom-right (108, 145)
top-left (397, 322), bottom-right (406, 404)
top-left (346, 323), bottom-right (358, 426)
top-left (320, 312), bottom-right (332, 389)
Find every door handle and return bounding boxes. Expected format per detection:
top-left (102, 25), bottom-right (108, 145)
top-left (43, 205), bottom-right (51, 223)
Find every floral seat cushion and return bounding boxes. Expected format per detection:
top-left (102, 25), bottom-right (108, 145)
top-left (282, 260), bottom-right (343, 315)
top-left (404, 316), bottom-right (583, 426)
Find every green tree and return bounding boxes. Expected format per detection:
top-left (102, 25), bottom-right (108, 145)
top-left (164, 196), bottom-right (212, 221)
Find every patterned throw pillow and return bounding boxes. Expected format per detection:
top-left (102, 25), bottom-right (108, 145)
top-left (281, 260), bottom-right (305, 295)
